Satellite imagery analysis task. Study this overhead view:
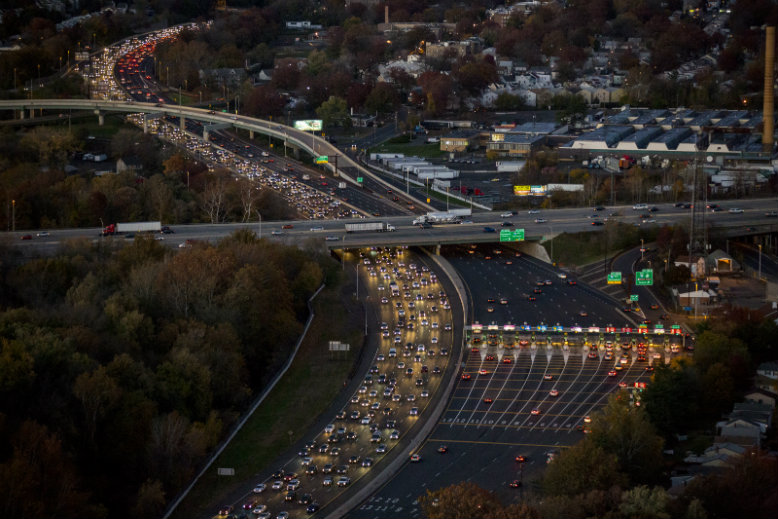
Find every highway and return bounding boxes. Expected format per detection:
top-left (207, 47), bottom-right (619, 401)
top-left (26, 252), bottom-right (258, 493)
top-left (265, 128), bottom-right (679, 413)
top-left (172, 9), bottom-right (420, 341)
top-left (7, 198), bottom-right (778, 256)
top-left (200, 248), bottom-right (464, 519)
top-left (346, 245), bottom-right (677, 519)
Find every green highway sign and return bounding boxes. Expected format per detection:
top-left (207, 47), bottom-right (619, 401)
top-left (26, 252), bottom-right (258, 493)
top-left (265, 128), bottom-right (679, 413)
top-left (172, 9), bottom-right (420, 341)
top-left (499, 228), bottom-right (525, 242)
top-left (357, 177), bottom-right (363, 183)
top-left (314, 155), bottom-right (329, 164)
top-left (607, 271), bottom-right (622, 284)
top-left (630, 294), bottom-right (639, 302)
top-left (636, 268), bottom-right (654, 286)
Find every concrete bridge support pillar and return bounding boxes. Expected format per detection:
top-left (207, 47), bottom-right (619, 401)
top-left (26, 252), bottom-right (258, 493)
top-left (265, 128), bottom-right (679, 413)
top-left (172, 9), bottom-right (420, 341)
top-left (29, 108), bottom-right (35, 119)
top-left (435, 244), bottom-right (441, 255)
top-left (203, 128), bottom-right (210, 142)
top-left (249, 130), bottom-right (254, 140)
top-left (97, 111), bottom-right (104, 126)
top-left (142, 114), bottom-right (149, 134)
top-left (293, 146), bottom-right (300, 160)
top-left (180, 114), bottom-right (186, 131)
top-left (18, 109), bottom-right (25, 120)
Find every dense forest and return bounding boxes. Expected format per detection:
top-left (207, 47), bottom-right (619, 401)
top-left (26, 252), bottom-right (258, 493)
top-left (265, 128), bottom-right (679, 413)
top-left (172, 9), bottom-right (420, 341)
top-left (0, 231), bottom-right (336, 518)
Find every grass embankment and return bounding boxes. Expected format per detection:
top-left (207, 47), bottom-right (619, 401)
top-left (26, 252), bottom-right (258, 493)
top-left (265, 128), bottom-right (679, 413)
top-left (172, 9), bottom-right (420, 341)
top-left (173, 276), bottom-right (362, 518)
top-left (546, 222), bottom-right (652, 268)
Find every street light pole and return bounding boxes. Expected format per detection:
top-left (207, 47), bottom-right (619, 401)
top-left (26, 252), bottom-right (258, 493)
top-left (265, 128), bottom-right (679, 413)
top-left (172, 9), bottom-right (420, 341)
top-left (641, 238), bottom-right (645, 260)
top-left (758, 244), bottom-right (762, 280)
top-left (257, 210), bottom-right (262, 238)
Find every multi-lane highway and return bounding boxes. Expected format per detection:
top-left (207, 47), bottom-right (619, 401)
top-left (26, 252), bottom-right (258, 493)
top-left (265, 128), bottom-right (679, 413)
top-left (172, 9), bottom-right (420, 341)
top-left (347, 245), bottom-right (681, 519)
top-left (8, 198), bottom-right (778, 258)
top-left (205, 248), bottom-right (463, 519)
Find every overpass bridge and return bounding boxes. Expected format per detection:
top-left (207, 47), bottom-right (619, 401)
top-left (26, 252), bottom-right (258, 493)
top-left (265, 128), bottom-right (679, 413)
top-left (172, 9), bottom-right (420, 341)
top-left (0, 98), bottom-right (437, 211)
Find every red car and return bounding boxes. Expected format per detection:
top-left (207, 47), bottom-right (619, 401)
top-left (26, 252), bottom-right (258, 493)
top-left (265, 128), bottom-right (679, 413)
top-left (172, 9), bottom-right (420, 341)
top-left (509, 480), bottom-right (522, 488)
top-left (502, 357), bottom-right (512, 364)
top-left (483, 398), bottom-right (493, 404)
top-left (20, 234), bottom-right (32, 240)
top-left (461, 373), bottom-right (471, 381)
top-left (515, 455), bottom-right (527, 462)
top-left (485, 355), bottom-right (495, 361)
top-left (530, 409), bottom-right (541, 415)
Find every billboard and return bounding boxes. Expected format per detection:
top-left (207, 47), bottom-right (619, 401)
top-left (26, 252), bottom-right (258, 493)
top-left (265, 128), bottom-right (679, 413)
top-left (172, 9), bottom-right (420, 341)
top-left (294, 119), bottom-right (323, 132)
top-left (513, 185), bottom-right (547, 196)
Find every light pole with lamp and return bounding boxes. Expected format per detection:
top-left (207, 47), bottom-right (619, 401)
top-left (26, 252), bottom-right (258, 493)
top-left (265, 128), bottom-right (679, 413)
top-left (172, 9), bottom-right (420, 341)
top-left (758, 244), bottom-right (762, 280)
top-left (641, 238), bottom-right (645, 260)
top-left (256, 210), bottom-right (262, 239)
top-left (547, 223), bottom-right (554, 264)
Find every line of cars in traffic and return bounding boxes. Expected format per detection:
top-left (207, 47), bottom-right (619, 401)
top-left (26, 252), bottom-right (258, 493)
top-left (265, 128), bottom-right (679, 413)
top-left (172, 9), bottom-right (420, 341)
top-left (215, 247), bottom-right (454, 519)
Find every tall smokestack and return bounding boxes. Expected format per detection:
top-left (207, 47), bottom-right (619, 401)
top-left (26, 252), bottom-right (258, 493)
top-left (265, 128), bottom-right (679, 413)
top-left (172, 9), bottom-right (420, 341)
top-left (385, 5), bottom-right (389, 25)
top-left (763, 26), bottom-right (775, 151)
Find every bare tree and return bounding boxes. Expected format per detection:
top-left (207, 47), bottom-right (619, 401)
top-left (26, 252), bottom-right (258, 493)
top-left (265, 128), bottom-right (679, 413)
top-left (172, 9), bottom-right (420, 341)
top-left (201, 177), bottom-right (227, 223)
top-left (237, 178), bottom-right (260, 223)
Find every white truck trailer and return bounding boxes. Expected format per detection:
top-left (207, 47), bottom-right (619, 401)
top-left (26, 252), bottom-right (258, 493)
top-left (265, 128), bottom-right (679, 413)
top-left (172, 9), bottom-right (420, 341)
top-left (344, 222), bottom-right (396, 233)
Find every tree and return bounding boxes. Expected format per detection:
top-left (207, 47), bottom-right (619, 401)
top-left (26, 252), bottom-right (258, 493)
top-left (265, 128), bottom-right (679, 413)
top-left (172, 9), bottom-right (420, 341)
top-left (544, 439), bottom-right (627, 496)
top-left (316, 95), bottom-right (350, 127)
top-left (0, 337), bottom-right (36, 393)
top-left (0, 420), bottom-right (99, 518)
top-left (235, 177), bottom-right (260, 223)
top-left (693, 330), bottom-right (750, 373)
top-left (588, 393), bottom-right (665, 485)
top-left (700, 362), bottom-right (734, 418)
top-left (134, 479), bottom-right (166, 518)
top-left (619, 486), bottom-right (671, 519)
top-left (73, 365), bottom-right (122, 443)
top-left (364, 82), bottom-right (400, 115)
top-left (682, 449), bottom-right (778, 519)
top-left (641, 359), bottom-right (700, 437)
top-left (418, 481), bottom-right (509, 518)
top-left (494, 92), bottom-right (525, 110)
top-left (272, 58), bottom-right (301, 91)
top-left (200, 171), bottom-right (229, 223)
top-left (454, 59), bottom-right (498, 96)
top-left (244, 84), bottom-right (286, 118)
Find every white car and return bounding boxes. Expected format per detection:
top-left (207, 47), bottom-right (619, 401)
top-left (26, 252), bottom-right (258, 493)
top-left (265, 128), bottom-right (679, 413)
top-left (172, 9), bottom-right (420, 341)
top-left (528, 209), bottom-right (540, 214)
top-left (632, 203), bottom-right (648, 210)
top-left (534, 218), bottom-right (547, 223)
top-left (728, 207), bottom-right (744, 214)
top-left (310, 226), bottom-right (324, 231)
top-left (500, 211), bottom-right (513, 218)
top-left (336, 477), bottom-right (351, 487)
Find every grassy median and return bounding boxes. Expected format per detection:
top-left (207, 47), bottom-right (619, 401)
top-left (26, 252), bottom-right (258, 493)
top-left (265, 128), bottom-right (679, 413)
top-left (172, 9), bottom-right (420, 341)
top-left (172, 275), bottom-right (362, 518)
